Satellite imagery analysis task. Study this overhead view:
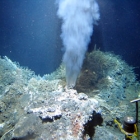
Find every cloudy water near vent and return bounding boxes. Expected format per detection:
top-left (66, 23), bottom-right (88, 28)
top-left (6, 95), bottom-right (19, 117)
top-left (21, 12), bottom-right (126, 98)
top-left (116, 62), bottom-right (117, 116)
top-left (0, 0), bottom-right (140, 78)
top-left (0, 0), bottom-right (140, 139)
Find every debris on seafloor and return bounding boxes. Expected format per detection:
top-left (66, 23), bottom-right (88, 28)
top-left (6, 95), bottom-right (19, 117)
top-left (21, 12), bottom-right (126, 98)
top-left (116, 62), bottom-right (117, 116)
top-left (0, 50), bottom-right (140, 140)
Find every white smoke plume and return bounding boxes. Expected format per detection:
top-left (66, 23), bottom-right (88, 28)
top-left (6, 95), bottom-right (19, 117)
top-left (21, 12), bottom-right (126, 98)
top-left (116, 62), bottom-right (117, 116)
top-left (56, 0), bottom-right (100, 88)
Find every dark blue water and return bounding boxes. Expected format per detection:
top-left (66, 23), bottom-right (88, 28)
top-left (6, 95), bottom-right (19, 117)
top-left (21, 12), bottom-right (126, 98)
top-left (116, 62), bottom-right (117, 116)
top-left (0, 0), bottom-right (62, 76)
top-left (89, 0), bottom-right (140, 80)
top-left (0, 0), bottom-right (140, 79)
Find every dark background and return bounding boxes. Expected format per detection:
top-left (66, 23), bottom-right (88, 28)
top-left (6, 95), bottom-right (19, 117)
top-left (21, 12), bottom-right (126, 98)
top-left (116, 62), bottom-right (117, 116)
top-left (89, 0), bottom-right (140, 80)
top-left (0, 0), bottom-right (140, 79)
top-left (0, 0), bottom-right (62, 75)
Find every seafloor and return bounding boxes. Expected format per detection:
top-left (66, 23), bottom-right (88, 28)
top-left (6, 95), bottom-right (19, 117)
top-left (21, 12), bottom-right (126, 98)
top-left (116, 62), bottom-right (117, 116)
top-left (0, 50), bottom-right (140, 140)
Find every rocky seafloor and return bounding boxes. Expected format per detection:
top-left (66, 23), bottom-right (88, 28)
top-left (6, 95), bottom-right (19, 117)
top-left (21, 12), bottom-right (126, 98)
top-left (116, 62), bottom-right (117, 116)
top-left (0, 51), bottom-right (140, 140)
